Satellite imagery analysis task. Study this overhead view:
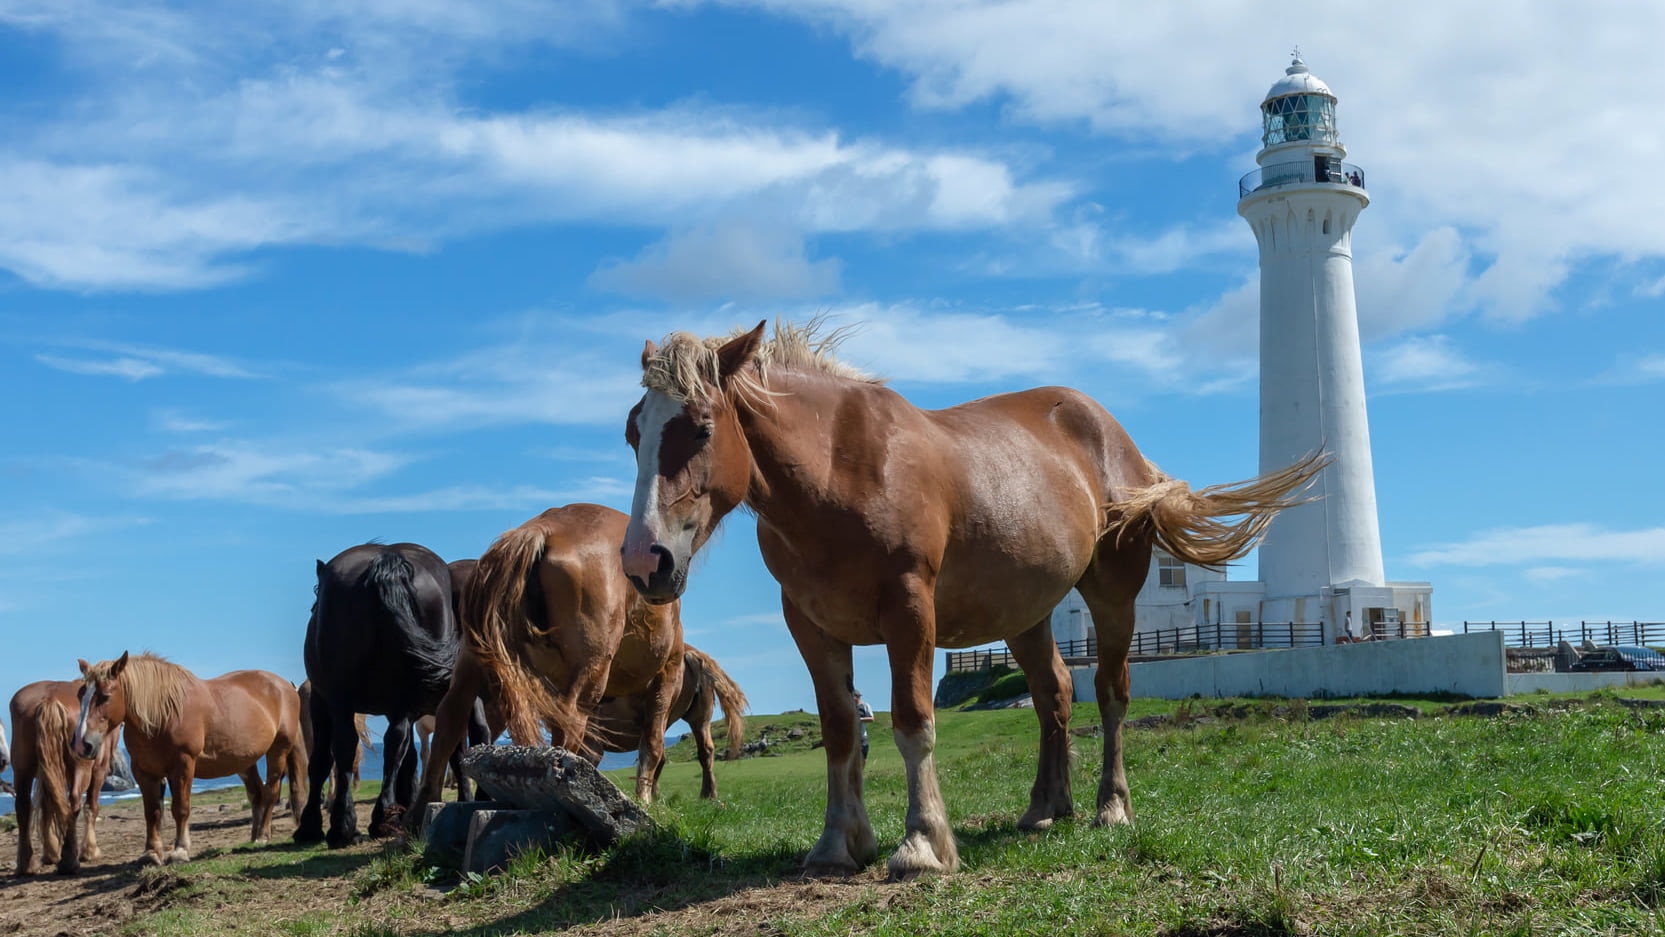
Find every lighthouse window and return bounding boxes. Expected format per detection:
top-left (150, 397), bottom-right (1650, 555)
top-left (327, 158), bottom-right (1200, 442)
top-left (1157, 553), bottom-right (1187, 588)
top-left (1261, 94), bottom-right (1337, 147)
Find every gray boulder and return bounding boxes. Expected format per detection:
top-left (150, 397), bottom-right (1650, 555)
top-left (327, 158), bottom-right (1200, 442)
top-left (461, 745), bottom-right (651, 846)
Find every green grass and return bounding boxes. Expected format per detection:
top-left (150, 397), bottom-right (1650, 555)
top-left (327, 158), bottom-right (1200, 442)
top-left (119, 693), bottom-right (1665, 935)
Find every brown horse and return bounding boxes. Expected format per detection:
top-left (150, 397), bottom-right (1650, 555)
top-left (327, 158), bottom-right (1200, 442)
top-left (590, 645), bottom-right (748, 801)
top-left (409, 504), bottom-right (684, 827)
top-left (8, 681), bottom-right (122, 875)
top-left (620, 320), bottom-right (1323, 878)
top-left (72, 653), bottom-right (307, 865)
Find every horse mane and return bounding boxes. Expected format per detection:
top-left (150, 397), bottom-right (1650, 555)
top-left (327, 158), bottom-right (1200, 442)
top-left (97, 653), bottom-right (191, 736)
top-left (361, 550), bottom-right (456, 697)
top-left (642, 317), bottom-right (884, 406)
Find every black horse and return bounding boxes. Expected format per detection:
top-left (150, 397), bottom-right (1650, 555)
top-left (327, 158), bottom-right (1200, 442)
top-left (295, 543), bottom-right (489, 848)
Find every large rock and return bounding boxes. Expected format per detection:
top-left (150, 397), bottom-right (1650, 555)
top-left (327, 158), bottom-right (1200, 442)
top-left (462, 809), bottom-right (575, 875)
top-left (421, 801), bottom-right (499, 864)
top-left (461, 745), bottom-right (651, 846)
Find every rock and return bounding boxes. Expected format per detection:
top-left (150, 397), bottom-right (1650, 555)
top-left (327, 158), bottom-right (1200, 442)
top-left (786, 728), bottom-right (804, 740)
top-left (461, 745), bottom-right (651, 847)
top-left (462, 809), bottom-right (574, 875)
top-left (421, 801), bottom-right (499, 864)
top-left (103, 748), bottom-right (137, 793)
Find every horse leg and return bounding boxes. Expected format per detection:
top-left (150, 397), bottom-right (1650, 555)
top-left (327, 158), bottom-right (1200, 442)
top-left (1076, 549), bottom-right (1144, 827)
top-left (82, 742), bottom-right (112, 863)
top-left (325, 711), bottom-right (361, 848)
top-left (882, 590), bottom-right (959, 879)
top-left (138, 772), bottom-right (166, 866)
top-left (408, 650), bottom-right (487, 830)
top-left (239, 766), bottom-right (266, 843)
top-left (634, 659), bottom-right (681, 804)
top-left (783, 594), bottom-right (876, 875)
top-left (1006, 616), bottom-right (1076, 830)
top-left (392, 733), bottom-right (419, 817)
top-left (294, 688), bottom-right (334, 844)
top-left (690, 700), bottom-right (718, 801)
top-left (457, 699), bottom-right (491, 802)
top-left (167, 762), bottom-right (196, 862)
top-left (13, 761), bottom-right (37, 875)
top-left (55, 760), bottom-right (91, 875)
top-left (370, 717), bottom-right (414, 837)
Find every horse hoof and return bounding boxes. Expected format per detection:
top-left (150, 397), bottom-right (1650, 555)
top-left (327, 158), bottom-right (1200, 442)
top-left (292, 826), bottom-right (325, 845)
top-left (326, 830), bottom-right (360, 850)
top-left (145, 852), bottom-right (166, 867)
top-left (886, 831), bottom-right (959, 881)
top-left (166, 849), bottom-right (191, 864)
top-left (1092, 802), bottom-right (1132, 827)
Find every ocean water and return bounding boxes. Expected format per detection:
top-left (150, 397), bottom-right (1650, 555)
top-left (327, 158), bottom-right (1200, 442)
top-left (3, 749), bottom-right (646, 816)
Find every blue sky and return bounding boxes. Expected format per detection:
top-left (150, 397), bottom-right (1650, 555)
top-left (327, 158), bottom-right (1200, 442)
top-left (3, 2), bottom-right (1663, 719)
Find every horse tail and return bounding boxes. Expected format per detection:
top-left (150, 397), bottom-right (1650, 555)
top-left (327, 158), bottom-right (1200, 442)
top-left (353, 713), bottom-right (373, 750)
top-left (285, 735), bottom-right (307, 816)
top-left (687, 648), bottom-right (748, 761)
top-left (363, 550), bottom-right (455, 696)
top-left (465, 525), bottom-right (575, 748)
top-left (1106, 451), bottom-right (1329, 568)
top-left (32, 699), bottom-right (75, 830)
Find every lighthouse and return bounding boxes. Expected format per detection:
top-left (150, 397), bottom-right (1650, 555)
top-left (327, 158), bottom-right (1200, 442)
top-left (1048, 54), bottom-right (1431, 662)
top-left (1234, 53), bottom-right (1429, 638)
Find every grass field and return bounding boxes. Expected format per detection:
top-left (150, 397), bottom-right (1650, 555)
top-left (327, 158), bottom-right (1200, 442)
top-left (116, 689), bottom-right (1665, 936)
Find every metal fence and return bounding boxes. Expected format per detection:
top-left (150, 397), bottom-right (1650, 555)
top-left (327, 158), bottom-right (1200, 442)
top-left (943, 622), bottom-right (1331, 673)
top-left (1462, 620), bottom-right (1665, 649)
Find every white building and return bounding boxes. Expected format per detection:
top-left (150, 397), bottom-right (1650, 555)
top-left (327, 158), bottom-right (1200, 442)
top-left (1053, 55), bottom-right (1432, 658)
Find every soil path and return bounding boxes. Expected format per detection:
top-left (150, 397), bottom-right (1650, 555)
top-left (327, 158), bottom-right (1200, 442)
top-left (0, 793), bottom-right (377, 937)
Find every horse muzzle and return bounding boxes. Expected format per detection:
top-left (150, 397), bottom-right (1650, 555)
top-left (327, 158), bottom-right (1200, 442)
top-left (622, 542), bottom-right (685, 604)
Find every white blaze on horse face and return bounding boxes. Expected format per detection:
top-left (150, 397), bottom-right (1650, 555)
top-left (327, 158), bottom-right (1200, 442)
top-left (74, 683), bottom-right (98, 755)
top-left (622, 390), bottom-right (681, 581)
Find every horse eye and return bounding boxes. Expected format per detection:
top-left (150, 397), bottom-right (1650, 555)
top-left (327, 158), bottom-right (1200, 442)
top-left (695, 424), bottom-right (713, 441)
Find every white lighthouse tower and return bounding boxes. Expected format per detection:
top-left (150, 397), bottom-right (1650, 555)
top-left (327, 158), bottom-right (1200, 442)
top-left (1047, 54), bottom-right (1431, 666)
top-left (1234, 53), bottom-right (1429, 638)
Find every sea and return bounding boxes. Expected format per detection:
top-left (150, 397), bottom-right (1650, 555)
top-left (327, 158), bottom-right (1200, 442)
top-left (2, 749), bottom-right (643, 816)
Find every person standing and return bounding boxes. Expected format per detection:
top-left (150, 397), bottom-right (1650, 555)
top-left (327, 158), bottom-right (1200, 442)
top-left (854, 689), bottom-right (875, 762)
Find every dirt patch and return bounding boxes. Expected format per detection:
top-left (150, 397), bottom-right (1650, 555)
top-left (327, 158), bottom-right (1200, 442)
top-left (0, 794), bottom-right (382, 937)
top-left (565, 874), bottom-right (904, 937)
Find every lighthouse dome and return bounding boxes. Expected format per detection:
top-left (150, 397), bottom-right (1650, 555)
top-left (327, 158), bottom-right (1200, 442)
top-left (1263, 55), bottom-right (1334, 104)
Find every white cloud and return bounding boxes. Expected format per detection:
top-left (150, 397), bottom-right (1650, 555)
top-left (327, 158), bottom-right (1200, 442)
top-left (34, 341), bottom-right (257, 380)
top-left (152, 409), bottom-right (230, 433)
top-left (687, 1), bottom-right (1665, 321)
top-left (0, 511), bottom-right (147, 556)
top-left (132, 442), bottom-right (411, 503)
top-left (331, 479), bottom-right (630, 514)
top-left (1411, 523), bottom-right (1665, 568)
top-left (1523, 567), bottom-right (1581, 584)
top-left (590, 222), bottom-right (842, 302)
top-left (1368, 335), bottom-right (1490, 393)
top-left (1353, 228), bottom-right (1473, 341)
top-left (1597, 353), bottom-right (1665, 385)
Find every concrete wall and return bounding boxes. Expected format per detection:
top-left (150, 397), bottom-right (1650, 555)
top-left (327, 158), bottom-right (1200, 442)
top-left (1081, 630), bottom-right (1508, 702)
top-left (1506, 672), bottom-right (1665, 695)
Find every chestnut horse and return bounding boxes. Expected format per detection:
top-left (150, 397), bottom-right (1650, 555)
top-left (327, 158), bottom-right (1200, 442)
top-left (408, 504), bottom-right (684, 827)
top-left (621, 320), bottom-right (1323, 878)
top-left (590, 645), bottom-right (748, 800)
top-left (9, 681), bottom-right (123, 875)
top-left (72, 653), bottom-right (306, 865)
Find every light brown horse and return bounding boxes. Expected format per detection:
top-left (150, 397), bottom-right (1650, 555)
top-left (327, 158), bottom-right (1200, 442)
top-left (620, 320), bottom-right (1323, 878)
top-left (72, 653), bottom-right (307, 865)
top-left (590, 645), bottom-right (748, 801)
top-left (409, 504), bottom-right (684, 826)
top-left (8, 681), bottom-right (122, 875)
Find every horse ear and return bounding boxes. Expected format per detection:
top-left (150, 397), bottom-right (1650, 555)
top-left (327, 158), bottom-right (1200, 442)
top-left (641, 339), bottom-right (658, 370)
top-left (113, 651), bottom-right (130, 677)
top-left (78, 658), bottom-right (91, 676)
top-left (316, 559), bottom-right (327, 579)
top-left (717, 321), bottom-right (766, 381)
